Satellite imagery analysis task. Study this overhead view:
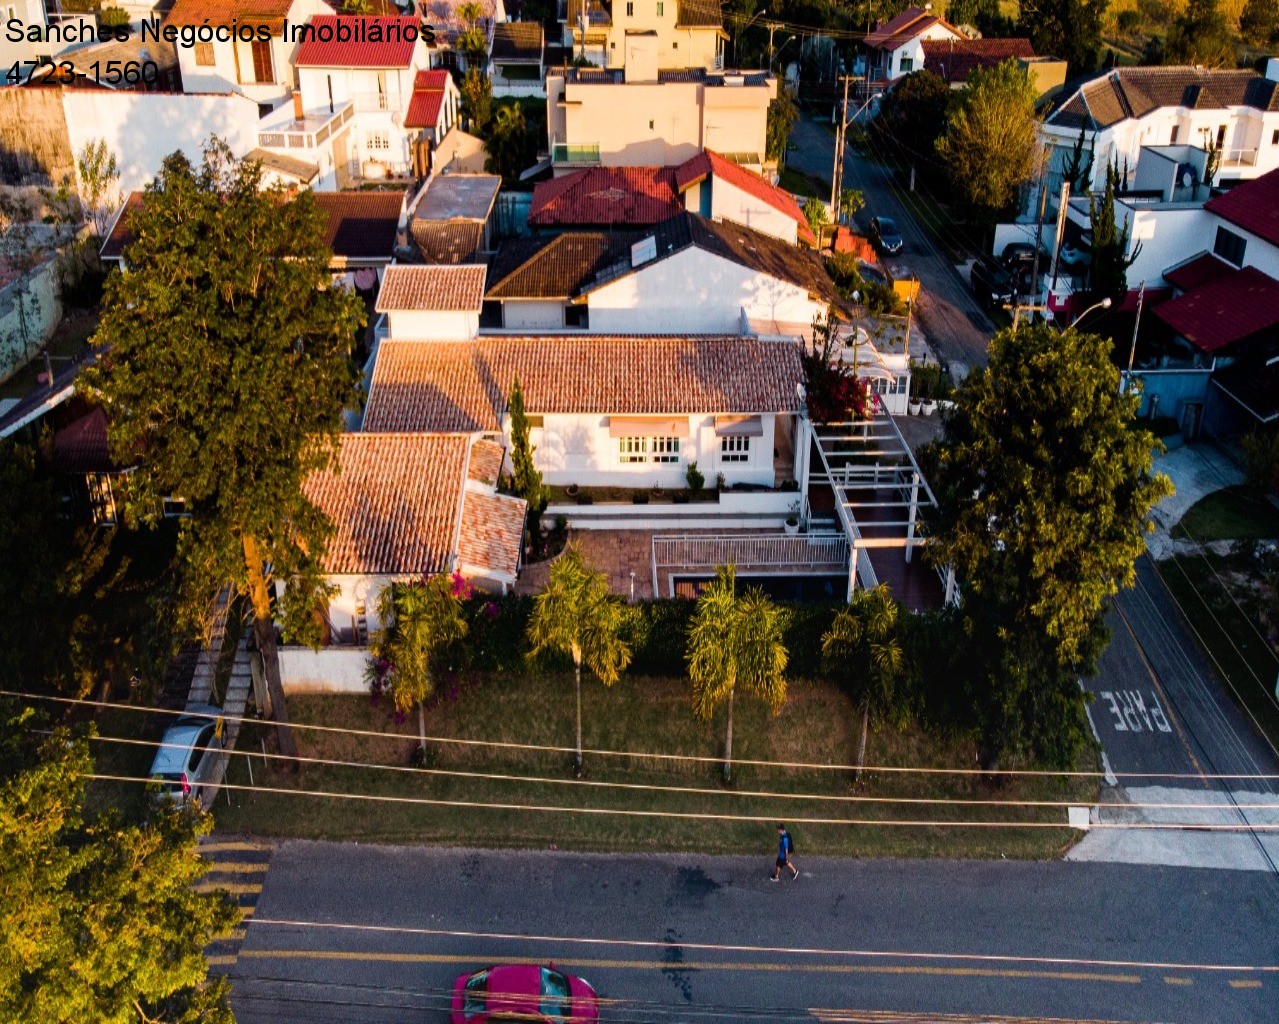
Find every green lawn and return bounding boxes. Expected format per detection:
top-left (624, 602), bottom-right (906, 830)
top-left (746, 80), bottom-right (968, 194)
top-left (0, 309), bottom-right (99, 399)
top-left (1173, 486), bottom-right (1279, 543)
top-left (214, 672), bottom-right (1097, 860)
top-left (1155, 553), bottom-right (1279, 752)
top-left (778, 165), bottom-right (829, 199)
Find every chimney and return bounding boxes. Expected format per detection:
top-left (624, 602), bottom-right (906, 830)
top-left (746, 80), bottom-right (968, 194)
top-left (292, 90), bottom-right (304, 121)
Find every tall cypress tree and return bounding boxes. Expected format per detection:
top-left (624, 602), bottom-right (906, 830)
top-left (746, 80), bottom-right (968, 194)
top-left (507, 377), bottom-right (547, 551)
top-left (1088, 169), bottom-right (1140, 304)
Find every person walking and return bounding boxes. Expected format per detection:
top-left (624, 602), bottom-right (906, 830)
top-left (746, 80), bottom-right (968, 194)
top-left (770, 823), bottom-right (798, 881)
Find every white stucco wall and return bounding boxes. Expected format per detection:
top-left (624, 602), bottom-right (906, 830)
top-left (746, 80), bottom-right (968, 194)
top-left (501, 299), bottom-right (568, 330)
top-left (387, 309), bottom-right (479, 340)
top-left (585, 247), bottom-right (823, 334)
top-left (527, 411), bottom-right (776, 488)
top-left (62, 90), bottom-right (260, 193)
top-left (711, 179), bottom-right (797, 244)
top-left (278, 647), bottom-right (370, 692)
top-left (1121, 204), bottom-right (1216, 286)
top-left (1209, 217), bottom-right (1279, 279)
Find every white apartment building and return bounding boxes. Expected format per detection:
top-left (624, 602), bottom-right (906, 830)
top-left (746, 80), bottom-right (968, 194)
top-left (566, 0), bottom-right (725, 71)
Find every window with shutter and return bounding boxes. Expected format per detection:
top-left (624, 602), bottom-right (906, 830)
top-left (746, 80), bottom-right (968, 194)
top-left (251, 38), bottom-right (274, 83)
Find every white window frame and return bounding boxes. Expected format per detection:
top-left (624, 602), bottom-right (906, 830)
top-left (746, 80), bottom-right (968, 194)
top-left (367, 130), bottom-right (391, 152)
top-left (618, 436), bottom-right (647, 463)
top-left (618, 436), bottom-right (681, 464)
top-left (651, 436), bottom-right (680, 463)
top-left (720, 435), bottom-right (750, 463)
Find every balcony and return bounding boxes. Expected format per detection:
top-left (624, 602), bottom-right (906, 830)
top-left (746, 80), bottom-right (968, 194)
top-left (551, 140), bottom-right (601, 165)
top-left (1221, 147), bottom-right (1259, 168)
top-left (258, 101), bottom-right (354, 151)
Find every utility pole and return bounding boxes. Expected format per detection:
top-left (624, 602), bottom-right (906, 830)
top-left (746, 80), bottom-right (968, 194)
top-left (1124, 279), bottom-right (1145, 393)
top-left (830, 73), bottom-right (851, 220)
top-left (765, 21), bottom-right (782, 70)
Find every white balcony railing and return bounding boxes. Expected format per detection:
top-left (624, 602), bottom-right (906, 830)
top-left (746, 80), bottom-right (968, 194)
top-left (258, 101), bottom-right (354, 151)
top-left (652, 533), bottom-right (850, 572)
top-left (1222, 147), bottom-right (1259, 167)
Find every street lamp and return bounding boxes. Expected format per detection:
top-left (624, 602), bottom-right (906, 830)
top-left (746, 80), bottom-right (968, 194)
top-left (1070, 296), bottom-right (1112, 329)
top-left (772, 35), bottom-right (796, 73)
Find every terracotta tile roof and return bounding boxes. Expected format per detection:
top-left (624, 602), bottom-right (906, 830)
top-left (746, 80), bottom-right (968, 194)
top-left (313, 191), bottom-right (404, 260)
top-left (467, 438), bottom-right (505, 485)
top-left (1151, 265), bottom-right (1279, 353)
top-left (166, 0), bottom-right (293, 30)
top-left (410, 220), bottom-right (485, 263)
top-left (1205, 168), bottom-right (1279, 250)
top-left (294, 16), bottom-right (421, 68)
top-left (492, 21), bottom-right (544, 61)
top-left (674, 150), bottom-right (816, 244)
top-left (362, 336), bottom-right (804, 432)
top-left (246, 148), bottom-right (319, 184)
top-left (676, 0), bottom-right (722, 28)
top-left (100, 192), bottom-right (144, 261)
top-left (1047, 68), bottom-right (1279, 131)
top-left (415, 69), bottom-right (451, 88)
top-left (52, 407), bottom-right (114, 474)
top-left (405, 70), bottom-right (452, 129)
top-left (864, 7), bottom-right (929, 47)
top-left (1163, 251), bottom-right (1234, 292)
top-left (459, 490), bottom-right (525, 577)
top-left (865, 8), bottom-right (960, 50)
top-left (303, 433), bottom-right (469, 575)
top-left (528, 166), bottom-right (682, 228)
top-left (488, 214), bottom-right (838, 302)
top-left (920, 37), bottom-right (1035, 84)
top-left (375, 265), bottom-right (488, 311)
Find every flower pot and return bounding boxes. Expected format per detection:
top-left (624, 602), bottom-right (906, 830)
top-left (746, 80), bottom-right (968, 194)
top-left (565, 483), bottom-right (580, 497)
top-left (909, 400), bottom-right (922, 415)
top-left (921, 399), bottom-right (937, 416)
top-left (783, 518), bottom-right (799, 536)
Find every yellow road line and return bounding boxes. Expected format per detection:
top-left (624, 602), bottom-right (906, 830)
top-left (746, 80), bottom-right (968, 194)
top-left (233, 949), bottom-right (1142, 985)
top-left (239, 905), bottom-right (255, 918)
top-left (813, 1013), bottom-right (1150, 1023)
top-left (194, 882), bottom-right (263, 895)
top-left (213, 929), bottom-right (248, 942)
top-left (1163, 976), bottom-right (1193, 986)
top-left (1228, 979), bottom-right (1263, 989)
top-left (201, 861), bottom-right (269, 874)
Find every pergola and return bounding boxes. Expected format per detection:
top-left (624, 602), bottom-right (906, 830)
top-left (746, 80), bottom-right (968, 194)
top-left (806, 414), bottom-right (956, 605)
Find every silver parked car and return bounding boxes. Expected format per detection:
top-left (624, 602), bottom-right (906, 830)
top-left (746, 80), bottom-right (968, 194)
top-left (148, 705), bottom-right (224, 805)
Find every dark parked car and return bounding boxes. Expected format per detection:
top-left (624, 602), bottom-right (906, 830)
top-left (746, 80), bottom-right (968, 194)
top-left (869, 216), bottom-right (904, 255)
top-left (970, 256), bottom-right (1018, 310)
top-left (1000, 242), bottom-right (1048, 292)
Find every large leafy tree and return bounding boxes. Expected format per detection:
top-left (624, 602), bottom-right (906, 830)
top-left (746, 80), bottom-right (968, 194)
top-left (81, 140), bottom-right (366, 759)
top-left (923, 324), bottom-right (1172, 765)
top-left (822, 585), bottom-right (908, 780)
top-left (460, 66), bottom-right (493, 131)
top-left (872, 70), bottom-right (951, 176)
top-left (527, 545), bottom-right (632, 774)
top-left (1018, 0), bottom-right (1104, 77)
top-left (484, 103), bottom-right (541, 186)
top-left (687, 566), bottom-right (788, 782)
top-left (0, 708), bottom-right (238, 1023)
top-left (1166, 0), bottom-right (1235, 65)
top-left (1241, 0), bottom-right (1279, 46)
top-left (936, 59), bottom-right (1040, 223)
top-left (372, 573), bottom-right (469, 750)
top-left (766, 89), bottom-right (798, 164)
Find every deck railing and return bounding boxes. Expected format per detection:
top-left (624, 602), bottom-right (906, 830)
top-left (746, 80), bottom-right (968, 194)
top-left (652, 533), bottom-right (849, 572)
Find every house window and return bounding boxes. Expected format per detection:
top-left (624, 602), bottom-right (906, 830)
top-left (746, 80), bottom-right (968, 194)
top-left (368, 131), bottom-right (391, 151)
top-left (618, 437), bottom-right (647, 463)
top-left (1273, 129), bottom-right (1279, 145)
top-left (250, 37), bottom-right (274, 83)
top-left (899, 56), bottom-right (914, 73)
top-left (194, 41), bottom-right (215, 66)
top-left (672, 40), bottom-right (678, 48)
top-left (1213, 226), bottom-right (1246, 266)
top-left (1216, 124), bottom-right (1226, 146)
top-left (651, 436), bottom-right (680, 462)
top-left (1170, 125), bottom-right (1179, 144)
top-left (648, 119), bottom-right (654, 129)
top-left (564, 305), bottom-right (589, 328)
top-left (626, 1), bottom-right (633, 13)
top-left (656, 0), bottom-right (663, 12)
top-left (720, 436), bottom-right (750, 462)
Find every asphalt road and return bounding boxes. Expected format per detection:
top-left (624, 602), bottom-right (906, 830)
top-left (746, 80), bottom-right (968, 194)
top-left (223, 843), bottom-right (1279, 1024)
top-left (787, 116), bottom-right (996, 378)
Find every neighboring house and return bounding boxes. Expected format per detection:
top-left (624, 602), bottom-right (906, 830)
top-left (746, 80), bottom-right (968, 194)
top-left (258, 15), bottom-right (432, 188)
top-left (528, 151), bottom-right (814, 245)
top-left (863, 7), bottom-right (963, 83)
top-left (407, 172), bottom-right (501, 262)
top-left (49, 404), bottom-right (127, 526)
top-left (100, 188), bottom-right (407, 286)
top-left (918, 37), bottom-right (1065, 100)
top-left (420, 0), bottom-right (506, 70)
top-left (491, 21), bottom-right (545, 96)
top-left (483, 212), bottom-right (839, 333)
top-left (1041, 63), bottom-right (1279, 202)
top-left (0, 0), bottom-right (52, 74)
top-left (166, 0), bottom-right (331, 112)
top-left (27, 36), bottom-right (182, 92)
top-left (300, 432), bottom-right (526, 647)
top-left (404, 69), bottom-right (463, 162)
top-left (545, 47), bottom-right (776, 173)
top-left (375, 263), bottom-right (487, 339)
top-left (566, 0), bottom-right (725, 72)
top-left (361, 333), bottom-right (805, 490)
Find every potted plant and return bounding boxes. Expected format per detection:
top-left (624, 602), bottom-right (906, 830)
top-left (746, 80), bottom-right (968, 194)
top-left (685, 460), bottom-right (704, 495)
top-left (632, 490), bottom-right (649, 505)
top-left (784, 500), bottom-right (800, 536)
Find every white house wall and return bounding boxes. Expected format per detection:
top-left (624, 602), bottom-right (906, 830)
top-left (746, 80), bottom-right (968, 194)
top-left (1122, 204), bottom-right (1215, 286)
top-left (586, 247), bottom-right (822, 334)
top-left (388, 309), bottom-right (479, 339)
top-left (62, 91), bottom-right (260, 194)
top-left (711, 180), bottom-right (797, 244)
top-left (501, 299), bottom-right (570, 330)
top-left (1208, 217), bottom-right (1279, 279)
top-left (528, 411), bottom-right (776, 488)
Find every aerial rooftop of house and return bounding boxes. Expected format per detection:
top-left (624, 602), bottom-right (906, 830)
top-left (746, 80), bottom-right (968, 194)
top-left (294, 15), bottom-right (422, 67)
top-left (863, 7), bottom-right (959, 50)
top-left (492, 21), bottom-right (544, 61)
top-left (375, 265), bottom-right (488, 311)
top-left (919, 37), bottom-right (1036, 84)
top-left (361, 336), bottom-right (804, 433)
top-left (415, 173), bottom-right (502, 222)
top-left (529, 167), bottom-right (684, 228)
top-left (165, 0), bottom-right (294, 30)
top-left (1203, 166), bottom-right (1279, 248)
top-left (1152, 264), bottom-right (1279, 353)
top-left (1046, 67), bottom-right (1279, 131)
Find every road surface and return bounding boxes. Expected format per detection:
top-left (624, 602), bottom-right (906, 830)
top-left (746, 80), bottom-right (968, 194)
top-left (219, 842), bottom-right (1279, 1023)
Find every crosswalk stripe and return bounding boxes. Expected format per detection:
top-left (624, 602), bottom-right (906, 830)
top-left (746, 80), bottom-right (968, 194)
top-left (194, 881), bottom-right (263, 895)
top-left (200, 840), bottom-right (272, 853)
top-left (1229, 979), bottom-right (1263, 989)
top-left (201, 861), bottom-right (269, 874)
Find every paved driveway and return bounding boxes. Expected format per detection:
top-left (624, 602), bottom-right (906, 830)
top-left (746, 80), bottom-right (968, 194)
top-left (786, 116), bottom-right (996, 378)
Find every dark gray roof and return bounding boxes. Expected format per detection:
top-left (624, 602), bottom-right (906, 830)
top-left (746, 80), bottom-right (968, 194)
top-left (492, 21), bottom-right (544, 61)
top-left (416, 174), bottom-right (501, 221)
top-left (1047, 67), bottom-right (1279, 131)
top-left (410, 220), bottom-right (486, 263)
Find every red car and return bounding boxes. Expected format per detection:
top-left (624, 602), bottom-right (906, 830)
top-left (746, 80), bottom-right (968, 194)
top-left (451, 964), bottom-right (599, 1023)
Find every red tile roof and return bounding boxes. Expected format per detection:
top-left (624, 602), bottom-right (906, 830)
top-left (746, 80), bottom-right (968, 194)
top-left (865, 8), bottom-right (961, 50)
top-left (375, 265), bottom-right (487, 311)
top-left (294, 16), bottom-right (421, 68)
top-left (313, 191), bottom-right (404, 261)
top-left (458, 490), bottom-right (525, 578)
top-left (1152, 265), bottom-right (1279, 353)
top-left (1204, 168), bottom-right (1279, 250)
top-left (166, 0), bottom-right (293, 30)
top-left (467, 438), bottom-right (505, 485)
top-left (362, 336), bottom-right (805, 432)
top-left (864, 7), bottom-right (930, 47)
top-left (920, 37), bottom-right (1035, 83)
top-left (529, 167), bottom-right (683, 228)
top-left (52, 407), bottom-right (114, 474)
top-left (675, 150), bottom-right (815, 245)
top-left (405, 69), bottom-right (451, 129)
top-left (1163, 251), bottom-right (1234, 292)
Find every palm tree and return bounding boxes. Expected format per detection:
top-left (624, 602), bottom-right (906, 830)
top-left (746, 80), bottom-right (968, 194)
top-left (821, 585), bottom-right (907, 782)
top-left (456, 1), bottom-right (488, 69)
top-left (370, 573), bottom-right (468, 751)
top-left (526, 545), bottom-right (632, 775)
top-left (687, 566), bottom-right (788, 782)
top-left (484, 104), bottom-right (528, 184)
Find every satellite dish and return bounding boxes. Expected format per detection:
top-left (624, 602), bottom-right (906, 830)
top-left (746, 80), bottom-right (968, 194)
top-left (1181, 170), bottom-right (1193, 188)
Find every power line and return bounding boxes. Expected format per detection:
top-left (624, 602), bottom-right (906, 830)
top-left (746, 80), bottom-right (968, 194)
top-left (86, 773), bottom-right (1279, 830)
top-left (87, 732), bottom-right (1279, 813)
top-left (13, 688), bottom-right (1279, 781)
